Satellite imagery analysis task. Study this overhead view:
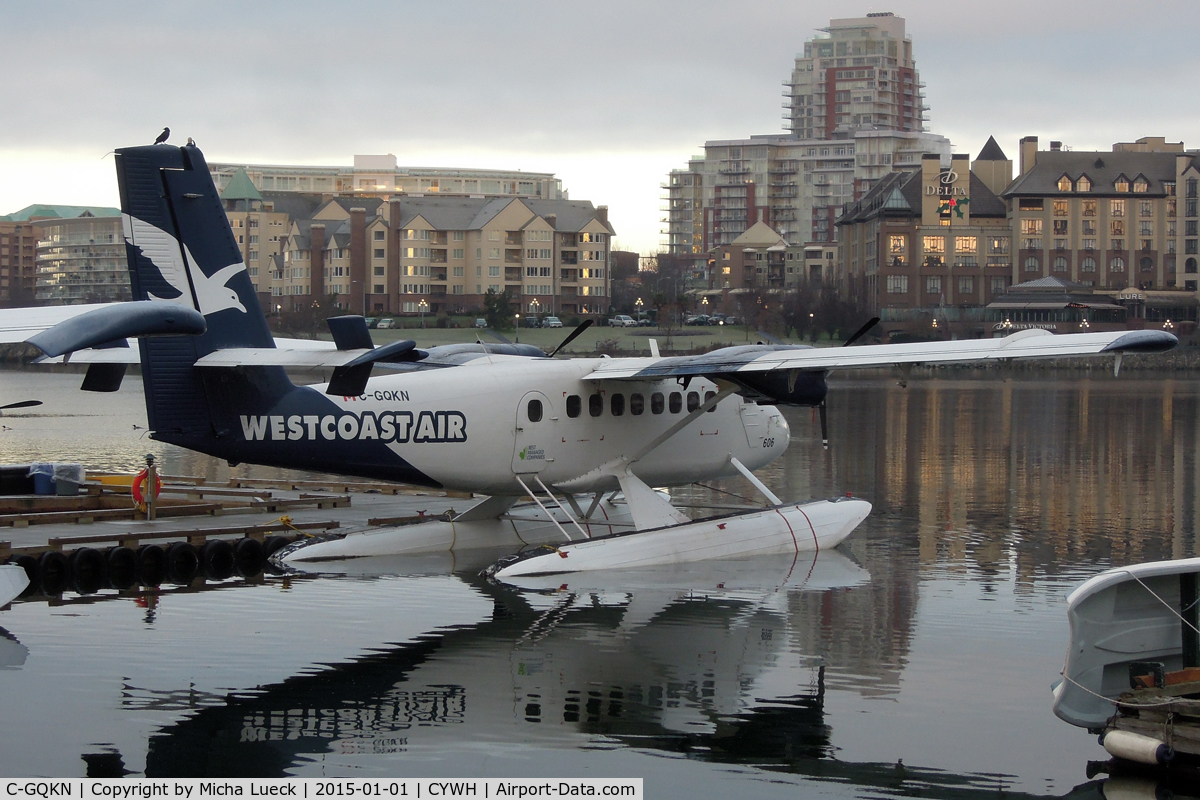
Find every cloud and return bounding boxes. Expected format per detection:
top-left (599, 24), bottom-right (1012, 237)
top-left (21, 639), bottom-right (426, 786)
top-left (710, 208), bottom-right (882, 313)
top-left (2, 0), bottom-right (1198, 252)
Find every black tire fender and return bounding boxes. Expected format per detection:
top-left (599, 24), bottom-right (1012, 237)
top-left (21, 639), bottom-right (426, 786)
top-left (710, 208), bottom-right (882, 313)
top-left (166, 542), bottom-right (199, 585)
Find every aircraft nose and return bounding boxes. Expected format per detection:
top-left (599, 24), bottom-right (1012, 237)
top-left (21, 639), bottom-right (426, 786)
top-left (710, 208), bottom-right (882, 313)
top-left (771, 407), bottom-right (790, 454)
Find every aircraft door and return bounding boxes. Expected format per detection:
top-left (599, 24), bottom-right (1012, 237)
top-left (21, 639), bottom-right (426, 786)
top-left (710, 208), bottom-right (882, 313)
top-left (513, 391), bottom-right (555, 474)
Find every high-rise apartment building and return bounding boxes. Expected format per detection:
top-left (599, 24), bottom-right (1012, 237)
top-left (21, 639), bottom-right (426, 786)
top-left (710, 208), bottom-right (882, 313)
top-left (34, 213), bottom-right (129, 305)
top-left (664, 12), bottom-right (947, 262)
top-left (785, 12), bottom-right (926, 138)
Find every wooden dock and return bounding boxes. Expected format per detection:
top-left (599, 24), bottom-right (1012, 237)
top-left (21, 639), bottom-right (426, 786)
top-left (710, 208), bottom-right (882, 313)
top-left (0, 471), bottom-right (471, 600)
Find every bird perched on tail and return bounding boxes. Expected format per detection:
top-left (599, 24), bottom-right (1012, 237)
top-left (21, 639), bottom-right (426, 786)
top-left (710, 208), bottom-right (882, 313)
top-left (153, 127), bottom-right (170, 144)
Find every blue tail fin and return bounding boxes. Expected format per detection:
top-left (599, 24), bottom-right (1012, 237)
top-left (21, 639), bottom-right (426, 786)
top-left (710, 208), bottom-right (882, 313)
top-left (115, 143), bottom-right (290, 440)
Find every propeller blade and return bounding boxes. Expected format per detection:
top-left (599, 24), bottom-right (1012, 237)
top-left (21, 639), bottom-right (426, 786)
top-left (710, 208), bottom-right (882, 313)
top-left (843, 317), bottom-right (881, 347)
top-left (819, 400), bottom-right (829, 450)
top-left (484, 328), bottom-right (513, 345)
top-left (547, 319), bottom-right (593, 358)
top-left (0, 400), bottom-right (42, 411)
top-left (756, 329), bottom-right (785, 346)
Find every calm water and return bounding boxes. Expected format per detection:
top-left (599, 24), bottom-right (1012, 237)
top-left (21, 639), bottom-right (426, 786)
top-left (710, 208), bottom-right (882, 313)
top-left (1, 368), bottom-right (1199, 797)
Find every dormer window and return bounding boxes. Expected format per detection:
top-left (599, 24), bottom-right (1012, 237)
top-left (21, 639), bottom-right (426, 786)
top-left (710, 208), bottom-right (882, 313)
top-left (1133, 176), bottom-right (1150, 193)
top-left (1077, 175), bottom-right (1092, 192)
top-left (1114, 176), bottom-right (1130, 193)
top-left (1057, 175), bottom-right (1073, 192)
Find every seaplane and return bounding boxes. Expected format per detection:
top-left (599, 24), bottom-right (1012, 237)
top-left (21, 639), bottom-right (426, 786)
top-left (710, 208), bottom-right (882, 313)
top-left (0, 141), bottom-right (1179, 578)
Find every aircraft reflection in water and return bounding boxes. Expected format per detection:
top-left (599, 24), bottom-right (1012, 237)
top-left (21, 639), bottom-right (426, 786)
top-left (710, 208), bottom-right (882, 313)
top-left (141, 553), bottom-right (854, 775)
top-left (0, 628), bottom-right (29, 670)
top-left (122, 551), bottom-right (1092, 798)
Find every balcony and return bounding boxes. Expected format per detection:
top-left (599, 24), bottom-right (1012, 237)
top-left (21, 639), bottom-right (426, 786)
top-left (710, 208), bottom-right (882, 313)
top-left (431, 270), bottom-right (448, 282)
top-left (560, 251), bottom-right (578, 265)
top-left (560, 269), bottom-right (578, 282)
top-left (505, 267), bottom-right (522, 282)
top-left (504, 248), bottom-right (522, 264)
top-left (430, 249), bottom-right (447, 263)
top-left (505, 232), bottom-right (523, 246)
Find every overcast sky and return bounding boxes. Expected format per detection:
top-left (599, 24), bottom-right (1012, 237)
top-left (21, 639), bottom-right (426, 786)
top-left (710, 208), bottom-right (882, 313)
top-left (1, 0), bottom-right (1196, 253)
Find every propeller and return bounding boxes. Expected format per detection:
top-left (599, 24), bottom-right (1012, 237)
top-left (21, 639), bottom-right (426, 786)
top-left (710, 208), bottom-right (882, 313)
top-left (0, 400), bottom-right (42, 416)
top-left (842, 316), bottom-right (881, 347)
top-left (804, 316), bottom-right (879, 450)
top-left (547, 319), bottom-right (593, 358)
top-left (482, 328), bottom-right (513, 345)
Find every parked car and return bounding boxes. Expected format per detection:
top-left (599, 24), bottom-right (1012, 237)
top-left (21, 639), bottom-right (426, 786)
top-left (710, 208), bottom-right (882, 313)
top-left (474, 318), bottom-right (488, 328)
top-left (364, 317), bottom-right (378, 329)
top-left (376, 318), bottom-right (395, 329)
top-left (543, 316), bottom-right (563, 328)
top-left (686, 314), bottom-right (710, 326)
top-left (636, 317), bottom-right (653, 327)
top-left (609, 314), bottom-right (636, 327)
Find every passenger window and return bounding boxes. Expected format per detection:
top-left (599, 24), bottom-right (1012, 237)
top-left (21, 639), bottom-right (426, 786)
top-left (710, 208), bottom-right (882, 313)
top-left (527, 399), bottom-right (543, 423)
top-left (687, 391), bottom-right (700, 412)
top-left (705, 391), bottom-right (716, 412)
top-left (669, 392), bottom-right (682, 414)
top-left (589, 393), bottom-right (604, 417)
top-left (611, 393), bottom-right (625, 416)
top-left (630, 393), bottom-right (645, 415)
top-left (566, 395), bottom-right (581, 418)
top-left (651, 392), bottom-right (664, 414)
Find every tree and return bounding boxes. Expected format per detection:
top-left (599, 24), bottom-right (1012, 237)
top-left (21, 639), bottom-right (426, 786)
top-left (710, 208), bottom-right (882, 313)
top-left (483, 288), bottom-right (516, 330)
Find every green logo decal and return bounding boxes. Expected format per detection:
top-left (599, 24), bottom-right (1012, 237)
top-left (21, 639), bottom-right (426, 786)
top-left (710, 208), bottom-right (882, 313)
top-left (519, 447), bottom-right (527, 460)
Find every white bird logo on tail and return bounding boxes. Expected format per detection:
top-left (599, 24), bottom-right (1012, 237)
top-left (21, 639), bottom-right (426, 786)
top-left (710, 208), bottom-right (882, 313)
top-left (123, 214), bottom-right (247, 315)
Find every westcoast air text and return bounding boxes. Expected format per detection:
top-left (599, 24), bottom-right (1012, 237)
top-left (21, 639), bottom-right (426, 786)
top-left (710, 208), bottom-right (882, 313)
top-left (240, 411), bottom-right (467, 443)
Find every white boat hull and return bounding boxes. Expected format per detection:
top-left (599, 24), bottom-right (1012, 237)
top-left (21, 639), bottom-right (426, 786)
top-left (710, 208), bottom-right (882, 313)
top-left (0, 564), bottom-right (30, 607)
top-left (489, 498), bottom-right (871, 578)
top-left (1053, 557), bottom-right (1200, 729)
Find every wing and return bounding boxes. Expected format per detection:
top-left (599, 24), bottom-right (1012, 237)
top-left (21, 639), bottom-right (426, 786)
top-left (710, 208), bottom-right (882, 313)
top-left (583, 329), bottom-right (1176, 383)
top-left (0, 303), bottom-right (121, 344)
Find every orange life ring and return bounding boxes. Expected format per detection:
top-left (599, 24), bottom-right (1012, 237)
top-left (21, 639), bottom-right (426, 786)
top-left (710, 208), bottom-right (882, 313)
top-left (132, 470), bottom-right (162, 505)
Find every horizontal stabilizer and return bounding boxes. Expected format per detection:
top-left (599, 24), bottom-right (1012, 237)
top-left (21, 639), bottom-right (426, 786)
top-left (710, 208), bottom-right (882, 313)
top-left (25, 301), bottom-right (205, 358)
top-left (327, 315), bottom-right (374, 350)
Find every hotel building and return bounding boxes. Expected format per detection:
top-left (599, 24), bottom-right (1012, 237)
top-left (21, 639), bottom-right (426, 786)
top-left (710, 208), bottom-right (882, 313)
top-left (1003, 136), bottom-right (1199, 293)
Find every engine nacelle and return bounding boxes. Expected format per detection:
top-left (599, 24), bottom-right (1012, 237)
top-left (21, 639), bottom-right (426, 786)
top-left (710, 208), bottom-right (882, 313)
top-left (725, 370), bottom-right (827, 407)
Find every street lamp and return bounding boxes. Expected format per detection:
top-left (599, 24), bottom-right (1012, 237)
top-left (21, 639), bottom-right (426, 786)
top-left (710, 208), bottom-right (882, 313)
top-left (635, 297), bottom-right (643, 321)
top-left (418, 299), bottom-right (428, 328)
top-left (530, 298), bottom-right (540, 321)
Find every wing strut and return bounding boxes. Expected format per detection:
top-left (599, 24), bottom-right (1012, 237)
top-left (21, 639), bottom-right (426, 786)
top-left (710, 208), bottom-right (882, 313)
top-left (728, 456), bottom-right (782, 506)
